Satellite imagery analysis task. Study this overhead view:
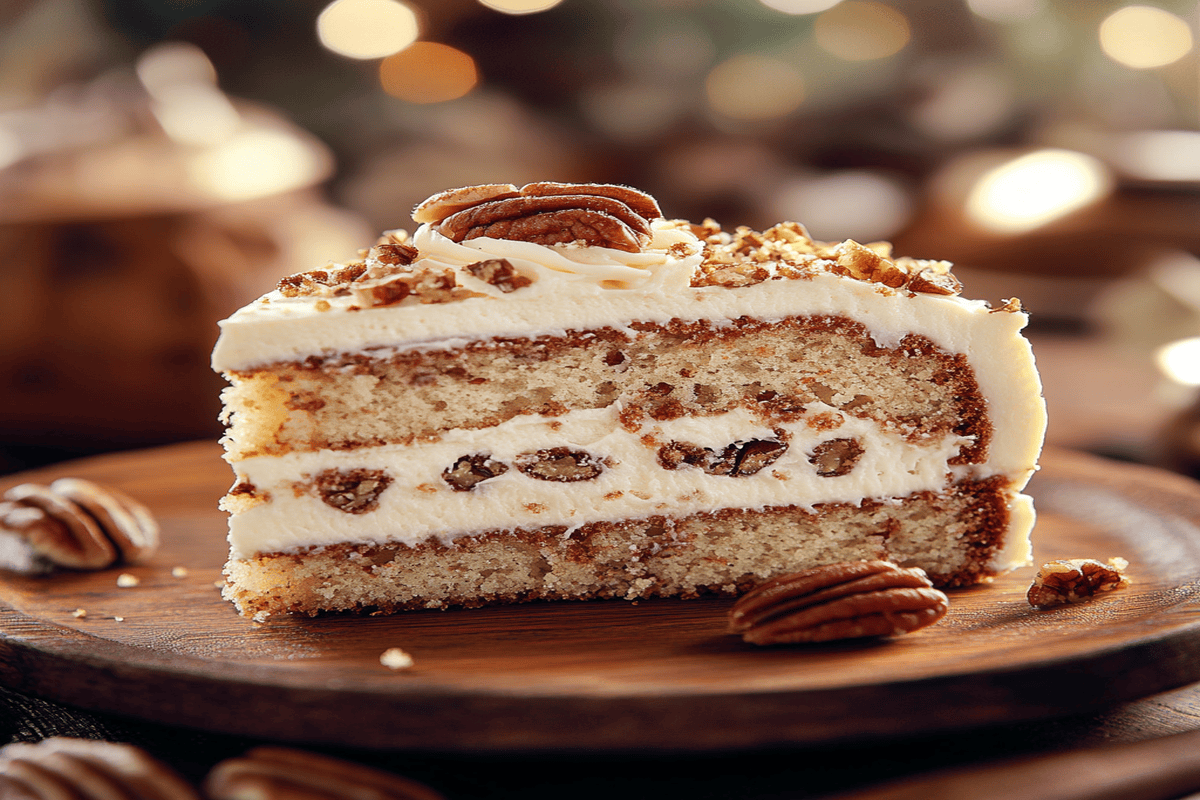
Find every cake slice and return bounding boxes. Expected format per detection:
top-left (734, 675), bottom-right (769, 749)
top-left (211, 181), bottom-right (1045, 619)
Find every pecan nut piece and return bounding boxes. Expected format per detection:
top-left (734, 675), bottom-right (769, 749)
top-left (1027, 557), bottom-right (1131, 608)
top-left (205, 746), bottom-right (445, 800)
top-left (729, 560), bottom-right (949, 645)
top-left (49, 478), bottom-right (160, 564)
top-left (520, 181), bottom-right (662, 221)
top-left (0, 737), bottom-right (200, 800)
top-left (3, 483), bottom-right (118, 570)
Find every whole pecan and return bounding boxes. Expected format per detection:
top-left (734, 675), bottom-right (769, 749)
top-left (0, 737), bottom-right (200, 800)
top-left (1, 478), bottom-right (159, 573)
top-left (205, 746), bottom-right (445, 800)
top-left (729, 560), bottom-right (949, 645)
top-left (413, 182), bottom-right (662, 253)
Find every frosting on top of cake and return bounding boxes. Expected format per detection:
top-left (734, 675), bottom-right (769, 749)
top-left (211, 182), bottom-right (1009, 374)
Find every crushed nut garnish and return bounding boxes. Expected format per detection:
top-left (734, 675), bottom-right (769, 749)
top-left (380, 647), bottom-right (415, 670)
top-left (1027, 557), bottom-right (1131, 608)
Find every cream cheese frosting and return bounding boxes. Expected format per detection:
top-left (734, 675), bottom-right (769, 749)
top-left (226, 405), bottom-right (975, 559)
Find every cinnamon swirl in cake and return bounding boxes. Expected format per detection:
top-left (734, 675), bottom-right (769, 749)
top-left (211, 182), bottom-right (1045, 619)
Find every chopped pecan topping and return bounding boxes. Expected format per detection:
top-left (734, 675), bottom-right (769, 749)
top-left (369, 241), bottom-right (419, 267)
top-left (442, 454), bottom-right (509, 491)
top-left (464, 258), bottom-right (532, 292)
top-left (658, 439), bottom-right (788, 477)
top-left (834, 240), bottom-right (908, 288)
top-left (1, 479), bottom-right (158, 572)
top-left (313, 469), bottom-right (392, 514)
top-left (0, 737), bottom-right (200, 800)
top-left (808, 437), bottom-right (865, 477)
top-left (515, 447), bottom-right (606, 482)
top-left (730, 560), bottom-right (949, 645)
top-left (206, 746), bottom-right (444, 800)
top-left (278, 264), bottom-right (367, 298)
top-left (1027, 557), bottom-right (1131, 608)
top-left (903, 260), bottom-right (962, 296)
top-left (351, 266), bottom-right (482, 308)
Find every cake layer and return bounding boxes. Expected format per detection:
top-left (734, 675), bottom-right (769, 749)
top-left (218, 315), bottom-right (989, 463)
top-left (223, 477), bottom-right (1024, 617)
top-left (221, 404), bottom-right (982, 560)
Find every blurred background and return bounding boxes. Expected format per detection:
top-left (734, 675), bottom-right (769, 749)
top-left (1, 0), bottom-right (1199, 478)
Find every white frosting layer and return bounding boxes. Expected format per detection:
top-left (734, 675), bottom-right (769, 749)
top-left (227, 405), bottom-right (1005, 560)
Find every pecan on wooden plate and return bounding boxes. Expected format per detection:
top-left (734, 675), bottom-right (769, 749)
top-left (1027, 557), bottom-right (1131, 609)
top-left (729, 560), bottom-right (949, 645)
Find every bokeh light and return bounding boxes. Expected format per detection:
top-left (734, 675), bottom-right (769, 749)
top-left (137, 44), bottom-right (240, 146)
top-left (1157, 337), bottom-right (1200, 386)
top-left (814, 1), bottom-right (910, 61)
top-left (705, 55), bottom-right (805, 121)
top-left (380, 42), bottom-right (478, 104)
top-left (1099, 5), bottom-right (1193, 69)
top-left (1115, 130), bottom-right (1200, 182)
top-left (317, 0), bottom-right (419, 60)
top-left (758, 0), bottom-right (842, 15)
top-left (187, 129), bottom-right (327, 202)
top-left (477, 0), bottom-right (564, 14)
top-left (965, 149), bottom-right (1112, 234)
top-left (771, 171), bottom-right (912, 242)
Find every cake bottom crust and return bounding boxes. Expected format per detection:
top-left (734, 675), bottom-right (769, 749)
top-left (223, 478), bottom-right (1011, 619)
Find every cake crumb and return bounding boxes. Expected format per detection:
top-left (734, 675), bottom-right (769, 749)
top-left (380, 647), bottom-right (414, 670)
top-left (116, 573), bottom-right (140, 588)
top-left (172, 566), bottom-right (189, 578)
top-left (114, 616), bottom-right (125, 622)
top-left (72, 608), bottom-right (87, 619)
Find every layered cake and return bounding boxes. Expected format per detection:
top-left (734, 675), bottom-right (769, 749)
top-left (211, 181), bottom-right (1045, 619)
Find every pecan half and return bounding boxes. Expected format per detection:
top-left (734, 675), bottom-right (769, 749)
top-left (3, 483), bottom-right (118, 570)
top-left (0, 737), bottom-right (200, 800)
top-left (1027, 557), bottom-right (1131, 608)
top-left (442, 454), bottom-right (509, 491)
top-left (729, 560), bottom-right (949, 645)
top-left (808, 437), bottom-right (865, 477)
top-left (49, 478), bottom-right (159, 564)
top-left (515, 447), bottom-right (605, 482)
top-left (415, 182), bottom-right (664, 253)
top-left (313, 468), bottom-right (393, 514)
top-left (205, 746), bottom-right (444, 800)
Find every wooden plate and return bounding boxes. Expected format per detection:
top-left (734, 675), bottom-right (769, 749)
top-left (1, 443), bottom-right (1199, 753)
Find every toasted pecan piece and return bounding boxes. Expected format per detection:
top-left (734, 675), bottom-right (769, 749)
top-left (411, 183), bottom-right (519, 224)
top-left (1027, 557), bottom-right (1131, 608)
top-left (205, 746), bottom-right (445, 800)
top-left (729, 560), bottom-right (949, 644)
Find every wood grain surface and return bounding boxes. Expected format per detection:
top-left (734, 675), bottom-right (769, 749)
top-left (0, 443), bottom-right (1198, 753)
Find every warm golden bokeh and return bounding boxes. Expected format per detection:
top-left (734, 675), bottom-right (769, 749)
top-left (704, 54), bottom-right (805, 121)
top-left (379, 41), bottom-right (478, 103)
top-left (1099, 5), bottom-right (1193, 69)
top-left (317, 0), bottom-right (420, 59)
top-left (814, 1), bottom-right (910, 61)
